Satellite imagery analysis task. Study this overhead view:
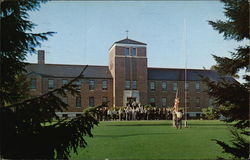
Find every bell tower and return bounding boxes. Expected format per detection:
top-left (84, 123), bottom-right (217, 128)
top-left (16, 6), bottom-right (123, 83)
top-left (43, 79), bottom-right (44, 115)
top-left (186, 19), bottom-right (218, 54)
top-left (109, 38), bottom-right (148, 106)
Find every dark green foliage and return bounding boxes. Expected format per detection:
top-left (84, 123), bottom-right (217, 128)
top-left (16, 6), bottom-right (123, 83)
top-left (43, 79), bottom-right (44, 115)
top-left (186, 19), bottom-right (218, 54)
top-left (1, 0), bottom-right (54, 105)
top-left (1, 0), bottom-right (98, 159)
top-left (203, 78), bottom-right (249, 128)
top-left (213, 128), bottom-right (249, 160)
top-left (206, 0), bottom-right (249, 129)
top-left (0, 67), bottom-right (99, 159)
top-left (206, 0), bottom-right (249, 159)
top-left (208, 0), bottom-right (249, 41)
top-left (212, 46), bottom-right (249, 78)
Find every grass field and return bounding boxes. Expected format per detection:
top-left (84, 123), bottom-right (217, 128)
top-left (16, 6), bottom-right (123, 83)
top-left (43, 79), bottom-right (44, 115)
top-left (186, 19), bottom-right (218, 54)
top-left (70, 120), bottom-right (232, 160)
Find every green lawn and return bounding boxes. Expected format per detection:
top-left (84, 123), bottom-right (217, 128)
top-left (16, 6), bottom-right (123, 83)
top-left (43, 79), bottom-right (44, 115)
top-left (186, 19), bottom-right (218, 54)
top-left (70, 120), bottom-right (232, 160)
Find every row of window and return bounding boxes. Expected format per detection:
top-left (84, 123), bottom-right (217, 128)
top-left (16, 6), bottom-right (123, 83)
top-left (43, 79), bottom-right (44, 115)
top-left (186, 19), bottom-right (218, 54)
top-left (125, 80), bottom-right (137, 90)
top-left (30, 78), bottom-right (201, 92)
top-left (125, 48), bottom-right (137, 56)
top-left (62, 96), bottom-right (108, 108)
top-left (30, 78), bottom-right (108, 90)
top-left (149, 81), bottom-right (201, 91)
top-left (149, 97), bottom-right (201, 107)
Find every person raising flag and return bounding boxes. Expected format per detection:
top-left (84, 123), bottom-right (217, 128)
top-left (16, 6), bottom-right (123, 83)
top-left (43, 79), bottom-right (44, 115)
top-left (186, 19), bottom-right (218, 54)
top-left (172, 89), bottom-right (183, 129)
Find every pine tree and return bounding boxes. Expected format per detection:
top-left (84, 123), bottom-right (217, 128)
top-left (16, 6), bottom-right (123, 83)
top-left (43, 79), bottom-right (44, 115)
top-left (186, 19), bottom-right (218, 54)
top-left (205, 0), bottom-right (249, 159)
top-left (0, 0), bottom-right (98, 159)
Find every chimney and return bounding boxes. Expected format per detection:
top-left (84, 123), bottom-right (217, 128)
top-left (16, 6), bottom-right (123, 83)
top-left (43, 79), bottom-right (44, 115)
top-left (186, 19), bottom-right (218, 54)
top-left (38, 50), bottom-right (45, 64)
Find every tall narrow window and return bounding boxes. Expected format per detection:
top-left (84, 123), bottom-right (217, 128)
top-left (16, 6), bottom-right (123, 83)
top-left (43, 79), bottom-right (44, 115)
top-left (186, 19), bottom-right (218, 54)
top-left (30, 78), bottom-right (37, 89)
top-left (162, 97), bottom-right (167, 107)
top-left (149, 82), bottom-right (155, 91)
top-left (48, 79), bottom-right (54, 89)
top-left (195, 81), bottom-right (200, 91)
top-left (76, 96), bottom-right (81, 108)
top-left (102, 80), bottom-right (108, 90)
top-left (132, 80), bottom-right (137, 89)
top-left (102, 96), bottom-right (108, 105)
top-left (196, 97), bottom-right (200, 107)
top-left (89, 80), bottom-right (95, 90)
top-left (173, 82), bottom-right (177, 91)
top-left (186, 97), bottom-right (190, 107)
top-left (125, 48), bottom-right (130, 56)
top-left (62, 97), bottom-right (68, 104)
top-left (75, 80), bottom-right (81, 90)
top-left (149, 97), bottom-right (156, 106)
top-left (89, 97), bottom-right (95, 107)
top-left (125, 80), bottom-right (130, 90)
top-left (209, 99), bottom-right (214, 107)
top-left (62, 79), bottom-right (68, 86)
top-left (185, 82), bottom-right (189, 90)
top-left (132, 48), bottom-right (136, 56)
top-left (162, 82), bottom-right (167, 91)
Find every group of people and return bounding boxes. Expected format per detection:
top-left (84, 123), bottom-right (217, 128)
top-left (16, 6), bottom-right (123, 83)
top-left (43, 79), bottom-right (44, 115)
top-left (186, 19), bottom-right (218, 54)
top-left (95, 105), bottom-right (173, 121)
top-left (94, 96), bottom-right (184, 129)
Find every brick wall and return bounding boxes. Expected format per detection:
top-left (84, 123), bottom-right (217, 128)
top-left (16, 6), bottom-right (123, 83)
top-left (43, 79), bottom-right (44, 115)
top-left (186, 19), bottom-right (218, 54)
top-left (27, 76), bottom-right (113, 112)
top-left (147, 80), bottom-right (210, 112)
top-left (109, 45), bottom-right (148, 106)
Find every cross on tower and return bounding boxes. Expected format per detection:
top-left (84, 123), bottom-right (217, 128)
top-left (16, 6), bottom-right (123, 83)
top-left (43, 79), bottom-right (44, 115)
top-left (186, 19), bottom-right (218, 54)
top-left (126, 30), bottom-right (129, 39)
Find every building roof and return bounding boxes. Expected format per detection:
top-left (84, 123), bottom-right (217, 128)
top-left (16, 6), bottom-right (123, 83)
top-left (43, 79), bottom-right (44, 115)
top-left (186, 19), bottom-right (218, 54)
top-left (26, 64), bottom-right (235, 82)
top-left (26, 64), bottom-right (112, 79)
top-left (148, 67), bottom-right (235, 82)
top-left (114, 38), bottom-right (147, 45)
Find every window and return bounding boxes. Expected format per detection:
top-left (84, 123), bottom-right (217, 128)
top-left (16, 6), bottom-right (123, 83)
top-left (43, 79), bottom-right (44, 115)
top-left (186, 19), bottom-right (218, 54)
top-left (186, 96), bottom-right (190, 107)
top-left (30, 78), bottom-right (36, 89)
top-left (89, 97), bottom-right (95, 107)
top-left (209, 99), bottom-right (214, 107)
top-left (149, 97), bottom-right (156, 106)
top-left (149, 82), bottom-right (155, 91)
top-left (132, 80), bottom-right (137, 89)
top-left (102, 80), bottom-right (108, 90)
top-left (195, 81), bottom-right (200, 91)
top-left (125, 48), bottom-right (130, 56)
top-left (62, 114), bottom-right (68, 118)
top-left (196, 113), bottom-right (201, 118)
top-left (62, 79), bottom-right (68, 86)
top-left (102, 97), bottom-right (108, 105)
top-left (173, 82), bottom-right (177, 91)
top-left (89, 80), bottom-right (95, 90)
top-left (76, 96), bottom-right (81, 108)
top-left (48, 79), bottom-right (54, 89)
top-left (75, 80), bottom-right (81, 90)
top-left (62, 97), bottom-right (68, 104)
top-left (196, 97), bottom-right (200, 107)
top-left (162, 97), bottom-right (167, 107)
top-left (132, 48), bottom-right (136, 56)
top-left (185, 82), bottom-right (189, 90)
top-left (76, 114), bottom-right (82, 117)
top-left (162, 82), bottom-right (167, 91)
top-left (125, 80), bottom-right (130, 90)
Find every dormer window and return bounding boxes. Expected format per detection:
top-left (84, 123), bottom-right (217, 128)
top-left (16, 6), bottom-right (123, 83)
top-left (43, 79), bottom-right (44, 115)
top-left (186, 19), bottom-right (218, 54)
top-left (125, 48), bottom-right (130, 56)
top-left (132, 48), bottom-right (136, 56)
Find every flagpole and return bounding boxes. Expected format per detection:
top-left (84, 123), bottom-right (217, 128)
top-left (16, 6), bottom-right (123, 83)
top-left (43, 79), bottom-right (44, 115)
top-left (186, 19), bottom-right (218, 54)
top-left (184, 19), bottom-right (188, 127)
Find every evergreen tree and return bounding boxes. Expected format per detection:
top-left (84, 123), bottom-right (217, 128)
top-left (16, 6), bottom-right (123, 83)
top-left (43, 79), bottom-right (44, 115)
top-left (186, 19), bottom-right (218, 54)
top-left (0, 0), bottom-right (98, 159)
top-left (206, 0), bottom-right (249, 128)
top-left (205, 0), bottom-right (249, 159)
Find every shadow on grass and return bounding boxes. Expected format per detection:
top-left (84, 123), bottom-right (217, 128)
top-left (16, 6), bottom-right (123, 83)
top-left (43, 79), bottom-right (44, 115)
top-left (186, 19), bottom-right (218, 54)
top-left (94, 132), bottom-right (179, 138)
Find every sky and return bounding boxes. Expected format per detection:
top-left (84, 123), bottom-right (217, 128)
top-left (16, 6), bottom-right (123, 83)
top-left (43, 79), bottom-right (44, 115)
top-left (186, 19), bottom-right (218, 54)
top-left (27, 1), bottom-right (247, 73)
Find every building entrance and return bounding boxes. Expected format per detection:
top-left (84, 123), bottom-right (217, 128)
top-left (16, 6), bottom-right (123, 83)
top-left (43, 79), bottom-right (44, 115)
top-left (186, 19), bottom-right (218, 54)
top-left (123, 90), bottom-right (140, 106)
top-left (127, 97), bottom-right (136, 104)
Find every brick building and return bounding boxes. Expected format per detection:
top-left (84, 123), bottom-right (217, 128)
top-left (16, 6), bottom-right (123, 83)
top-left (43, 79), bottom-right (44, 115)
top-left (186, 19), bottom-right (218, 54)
top-left (26, 38), bottom-right (234, 117)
